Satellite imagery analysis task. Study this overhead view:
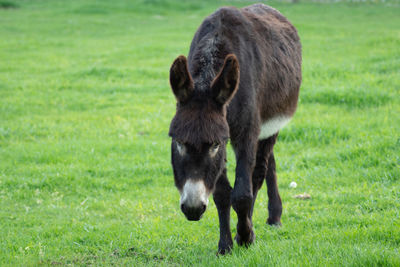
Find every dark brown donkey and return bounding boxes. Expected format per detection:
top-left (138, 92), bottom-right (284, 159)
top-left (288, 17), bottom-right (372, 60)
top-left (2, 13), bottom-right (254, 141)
top-left (169, 4), bottom-right (301, 254)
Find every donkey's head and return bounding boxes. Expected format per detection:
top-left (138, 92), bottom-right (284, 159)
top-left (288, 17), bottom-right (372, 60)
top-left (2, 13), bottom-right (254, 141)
top-left (169, 54), bottom-right (239, 221)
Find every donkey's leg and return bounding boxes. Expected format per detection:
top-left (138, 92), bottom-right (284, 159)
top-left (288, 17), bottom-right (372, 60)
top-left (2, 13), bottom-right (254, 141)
top-left (231, 138), bottom-right (257, 247)
top-left (250, 134), bottom-right (278, 218)
top-left (266, 151), bottom-right (282, 226)
top-left (213, 169), bottom-right (233, 255)
top-left (252, 134), bottom-right (281, 225)
top-left (249, 140), bottom-right (269, 218)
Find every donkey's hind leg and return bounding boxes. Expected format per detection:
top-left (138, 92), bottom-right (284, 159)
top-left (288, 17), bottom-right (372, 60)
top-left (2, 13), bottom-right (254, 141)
top-left (249, 140), bottom-right (268, 218)
top-left (249, 134), bottom-right (278, 219)
top-left (266, 151), bottom-right (282, 226)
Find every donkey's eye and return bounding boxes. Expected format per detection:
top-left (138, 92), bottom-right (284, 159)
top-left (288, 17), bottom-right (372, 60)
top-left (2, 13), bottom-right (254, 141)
top-left (176, 141), bottom-right (186, 156)
top-left (209, 143), bottom-right (220, 157)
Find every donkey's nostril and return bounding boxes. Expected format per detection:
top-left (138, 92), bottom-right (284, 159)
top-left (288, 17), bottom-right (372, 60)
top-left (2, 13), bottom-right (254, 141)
top-left (201, 204), bottom-right (207, 213)
top-left (180, 203), bottom-right (186, 213)
top-left (180, 202), bottom-right (207, 221)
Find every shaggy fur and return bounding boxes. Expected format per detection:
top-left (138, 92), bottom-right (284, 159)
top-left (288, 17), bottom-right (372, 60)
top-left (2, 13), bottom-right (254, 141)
top-left (169, 4), bottom-right (301, 254)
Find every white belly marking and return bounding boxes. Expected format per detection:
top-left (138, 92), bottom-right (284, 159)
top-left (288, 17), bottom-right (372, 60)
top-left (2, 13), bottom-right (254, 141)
top-left (259, 115), bottom-right (292, 140)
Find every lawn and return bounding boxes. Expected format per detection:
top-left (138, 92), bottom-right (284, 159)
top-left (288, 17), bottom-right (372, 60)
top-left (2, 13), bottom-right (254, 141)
top-left (0, 0), bottom-right (399, 265)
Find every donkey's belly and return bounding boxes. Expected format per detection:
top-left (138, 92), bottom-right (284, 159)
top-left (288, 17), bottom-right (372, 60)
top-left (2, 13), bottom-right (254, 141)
top-left (259, 115), bottom-right (291, 140)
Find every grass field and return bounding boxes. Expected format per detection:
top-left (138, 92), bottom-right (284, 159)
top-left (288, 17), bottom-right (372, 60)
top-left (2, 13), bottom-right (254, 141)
top-left (1, 0), bottom-right (399, 265)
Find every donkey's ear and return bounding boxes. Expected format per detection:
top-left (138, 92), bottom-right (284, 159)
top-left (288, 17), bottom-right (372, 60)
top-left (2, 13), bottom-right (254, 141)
top-left (211, 54), bottom-right (240, 106)
top-left (170, 55), bottom-right (194, 103)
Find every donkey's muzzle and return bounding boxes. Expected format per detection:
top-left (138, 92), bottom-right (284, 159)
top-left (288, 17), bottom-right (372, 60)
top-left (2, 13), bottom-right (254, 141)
top-left (181, 203), bottom-right (206, 221)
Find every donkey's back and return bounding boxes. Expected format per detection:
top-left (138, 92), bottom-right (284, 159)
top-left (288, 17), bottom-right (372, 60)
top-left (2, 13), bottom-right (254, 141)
top-left (188, 4), bottom-right (302, 140)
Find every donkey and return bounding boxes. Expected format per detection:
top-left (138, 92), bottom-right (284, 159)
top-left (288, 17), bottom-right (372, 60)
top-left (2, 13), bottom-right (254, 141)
top-left (169, 4), bottom-right (301, 254)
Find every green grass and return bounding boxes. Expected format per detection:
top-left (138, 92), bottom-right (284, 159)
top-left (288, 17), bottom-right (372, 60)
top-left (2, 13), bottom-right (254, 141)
top-left (0, 0), bottom-right (399, 265)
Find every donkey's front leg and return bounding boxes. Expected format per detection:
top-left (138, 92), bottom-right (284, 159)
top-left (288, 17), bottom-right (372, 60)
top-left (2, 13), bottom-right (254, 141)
top-left (231, 144), bottom-right (257, 247)
top-left (213, 169), bottom-right (233, 255)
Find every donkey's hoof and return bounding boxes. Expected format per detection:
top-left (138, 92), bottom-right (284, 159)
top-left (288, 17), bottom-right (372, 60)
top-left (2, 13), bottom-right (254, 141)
top-left (217, 241), bottom-right (233, 255)
top-left (267, 217), bottom-right (282, 227)
top-left (217, 246), bottom-right (232, 256)
top-left (234, 230), bottom-right (255, 247)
